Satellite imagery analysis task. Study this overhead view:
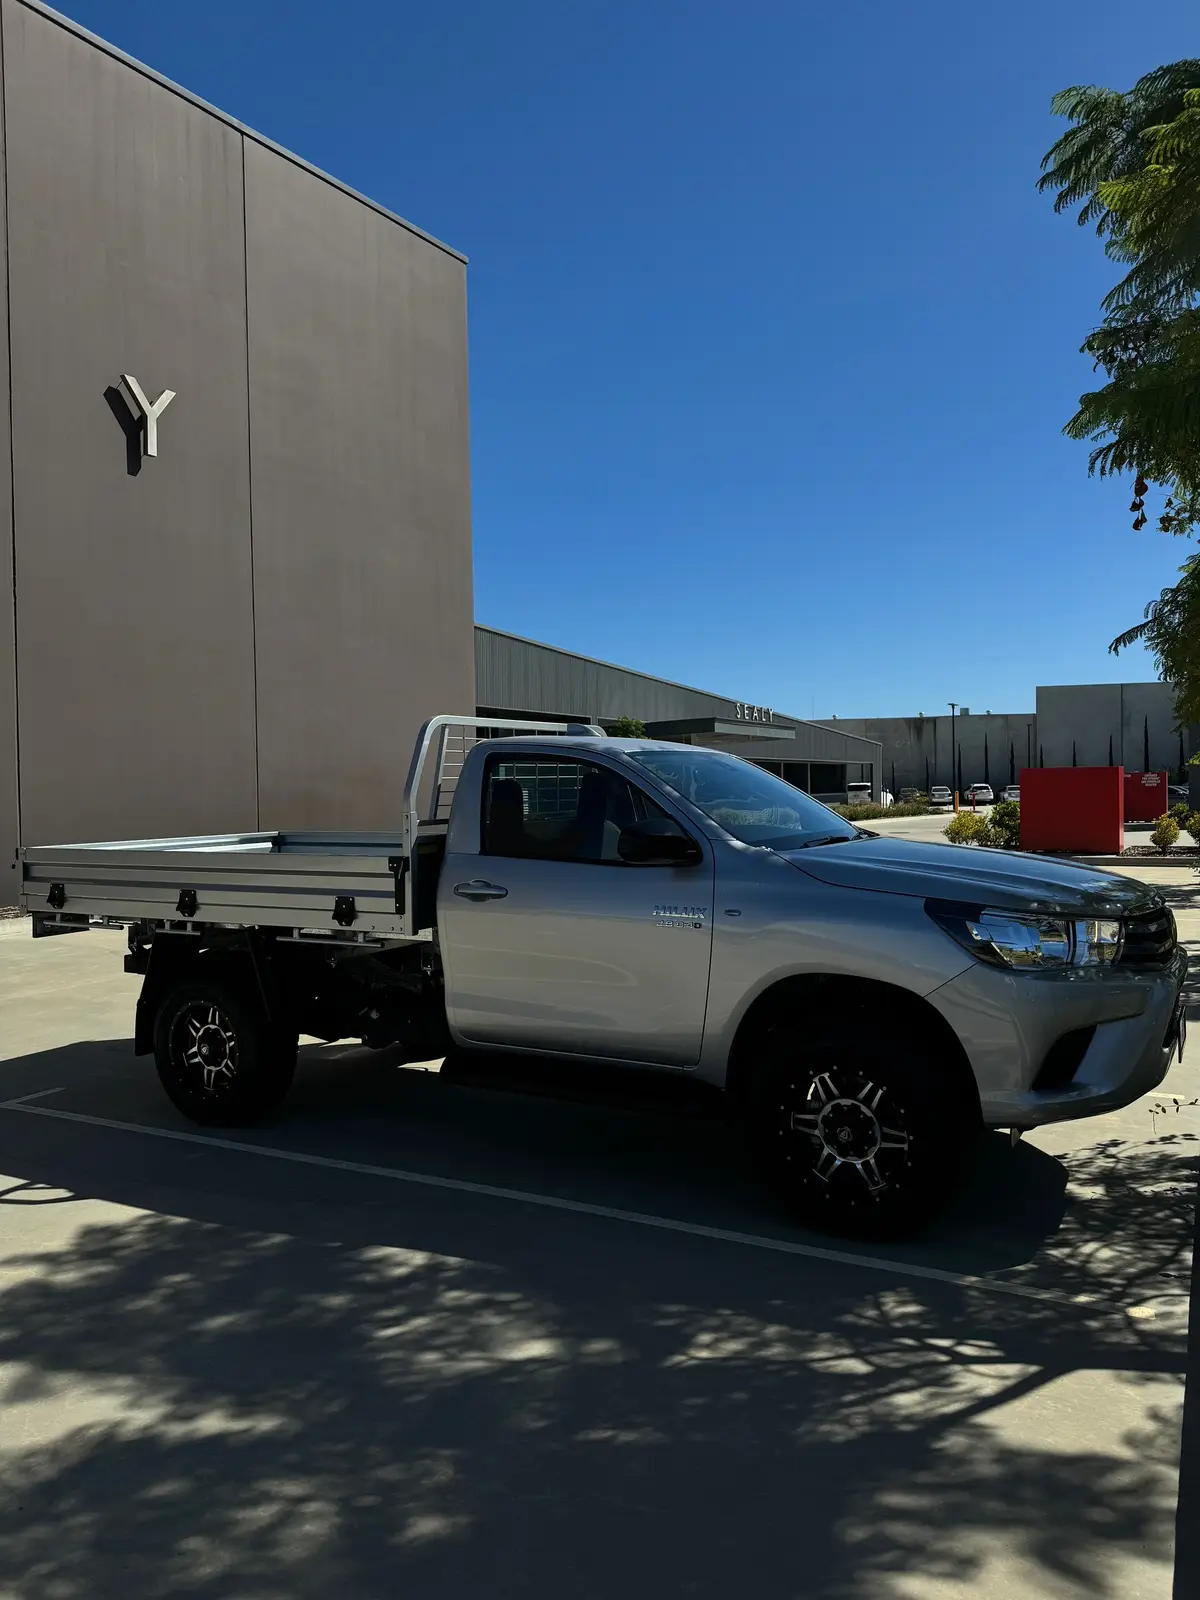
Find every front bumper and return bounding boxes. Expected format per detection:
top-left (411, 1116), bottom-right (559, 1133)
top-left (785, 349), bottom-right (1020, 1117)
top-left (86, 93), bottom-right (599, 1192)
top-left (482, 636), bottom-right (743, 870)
top-left (929, 943), bottom-right (1188, 1128)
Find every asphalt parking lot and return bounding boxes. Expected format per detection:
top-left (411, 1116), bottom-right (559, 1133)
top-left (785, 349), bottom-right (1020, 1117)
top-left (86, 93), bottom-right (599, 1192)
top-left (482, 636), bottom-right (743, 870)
top-left (0, 901), bottom-right (1197, 1600)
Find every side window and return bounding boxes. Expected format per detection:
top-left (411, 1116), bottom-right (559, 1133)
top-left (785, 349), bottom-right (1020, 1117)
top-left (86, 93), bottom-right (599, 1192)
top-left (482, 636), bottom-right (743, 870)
top-left (481, 757), bottom-right (673, 863)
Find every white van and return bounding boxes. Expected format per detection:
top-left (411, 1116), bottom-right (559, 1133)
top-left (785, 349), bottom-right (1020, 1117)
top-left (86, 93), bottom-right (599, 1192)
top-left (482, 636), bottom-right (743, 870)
top-left (847, 782), bottom-right (891, 808)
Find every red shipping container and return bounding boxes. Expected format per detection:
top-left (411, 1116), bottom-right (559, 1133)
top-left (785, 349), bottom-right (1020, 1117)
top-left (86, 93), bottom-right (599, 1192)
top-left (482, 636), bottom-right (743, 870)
top-left (1019, 767), bottom-right (1124, 855)
top-left (1124, 769), bottom-right (1170, 823)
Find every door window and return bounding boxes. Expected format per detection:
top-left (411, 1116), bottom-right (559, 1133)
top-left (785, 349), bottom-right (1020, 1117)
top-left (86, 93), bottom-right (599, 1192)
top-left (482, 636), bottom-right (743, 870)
top-left (481, 757), bottom-right (671, 863)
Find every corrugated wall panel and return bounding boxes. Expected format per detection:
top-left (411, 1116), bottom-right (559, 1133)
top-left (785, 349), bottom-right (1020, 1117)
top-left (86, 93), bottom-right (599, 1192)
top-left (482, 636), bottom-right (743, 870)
top-left (475, 627), bottom-right (883, 768)
top-left (477, 628), bottom-right (735, 724)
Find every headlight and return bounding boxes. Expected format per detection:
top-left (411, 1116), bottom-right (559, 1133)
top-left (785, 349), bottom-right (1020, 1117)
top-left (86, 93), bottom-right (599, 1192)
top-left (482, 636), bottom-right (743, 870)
top-left (926, 901), bottom-right (1123, 969)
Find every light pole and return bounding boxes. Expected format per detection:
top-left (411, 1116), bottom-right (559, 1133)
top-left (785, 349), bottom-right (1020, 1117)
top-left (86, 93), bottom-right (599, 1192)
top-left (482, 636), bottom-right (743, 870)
top-left (948, 702), bottom-right (958, 811)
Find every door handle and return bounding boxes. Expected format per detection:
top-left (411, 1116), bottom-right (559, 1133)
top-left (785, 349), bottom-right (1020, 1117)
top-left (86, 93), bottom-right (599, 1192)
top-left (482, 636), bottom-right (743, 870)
top-left (453, 880), bottom-right (509, 901)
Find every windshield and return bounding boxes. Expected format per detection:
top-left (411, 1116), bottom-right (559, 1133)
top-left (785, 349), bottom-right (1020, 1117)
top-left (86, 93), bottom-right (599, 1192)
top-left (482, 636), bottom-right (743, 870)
top-left (626, 748), bottom-right (858, 849)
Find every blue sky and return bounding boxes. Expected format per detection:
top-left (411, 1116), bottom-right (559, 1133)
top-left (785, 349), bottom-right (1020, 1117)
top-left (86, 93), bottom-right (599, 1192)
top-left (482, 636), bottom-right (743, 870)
top-left (58, 0), bottom-right (1200, 718)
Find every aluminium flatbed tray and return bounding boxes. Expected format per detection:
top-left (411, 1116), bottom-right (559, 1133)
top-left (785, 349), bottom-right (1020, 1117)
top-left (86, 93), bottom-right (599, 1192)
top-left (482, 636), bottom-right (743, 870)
top-left (19, 830), bottom-right (424, 940)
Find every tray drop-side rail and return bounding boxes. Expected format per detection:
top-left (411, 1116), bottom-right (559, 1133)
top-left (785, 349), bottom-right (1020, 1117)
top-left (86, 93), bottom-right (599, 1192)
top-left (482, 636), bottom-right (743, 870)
top-left (21, 832), bottom-right (411, 938)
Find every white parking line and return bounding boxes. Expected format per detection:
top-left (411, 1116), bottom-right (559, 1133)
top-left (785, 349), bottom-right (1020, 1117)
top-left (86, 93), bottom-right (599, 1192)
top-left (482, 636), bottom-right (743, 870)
top-left (0, 1093), bottom-right (1173, 1315)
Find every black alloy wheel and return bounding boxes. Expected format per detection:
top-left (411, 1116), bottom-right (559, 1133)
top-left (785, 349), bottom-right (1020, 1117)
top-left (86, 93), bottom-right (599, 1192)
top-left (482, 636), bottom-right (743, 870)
top-left (785, 1065), bottom-right (913, 1199)
top-left (176, 1000), bottom-right (240, 1093)
top-left (748, 1021), bottom-right (976, 1240)
top-left (153, 976), bottom-right (297, 1127)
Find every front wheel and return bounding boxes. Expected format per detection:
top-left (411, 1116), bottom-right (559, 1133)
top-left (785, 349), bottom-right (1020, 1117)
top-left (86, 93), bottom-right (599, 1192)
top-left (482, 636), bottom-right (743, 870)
top-left (153, 976), bottom-right (298, 1127)
top-left (746, 1019), bottom-right (977, 1240)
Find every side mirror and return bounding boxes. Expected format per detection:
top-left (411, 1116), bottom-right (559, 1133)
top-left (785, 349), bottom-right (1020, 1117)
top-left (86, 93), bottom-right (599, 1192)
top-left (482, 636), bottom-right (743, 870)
top-left (617, 818), bottom-right (703, 867)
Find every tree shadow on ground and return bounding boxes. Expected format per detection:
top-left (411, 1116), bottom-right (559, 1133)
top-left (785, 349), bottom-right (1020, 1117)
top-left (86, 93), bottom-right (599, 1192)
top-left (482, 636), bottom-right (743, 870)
top-left (0, 1063), bottom-right (1192, 1600)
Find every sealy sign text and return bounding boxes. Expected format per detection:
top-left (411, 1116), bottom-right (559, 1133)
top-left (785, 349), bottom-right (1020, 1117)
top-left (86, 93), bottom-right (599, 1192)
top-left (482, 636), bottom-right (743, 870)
top-left (734, 703), bottom-right (773, 723)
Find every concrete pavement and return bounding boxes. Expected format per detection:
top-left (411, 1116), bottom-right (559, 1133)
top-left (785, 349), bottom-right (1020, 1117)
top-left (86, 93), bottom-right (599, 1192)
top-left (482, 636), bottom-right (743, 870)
top-left (865, 809), bottom-right (967, 845)
top-left (0, 900), bottom-right (1195, 1599)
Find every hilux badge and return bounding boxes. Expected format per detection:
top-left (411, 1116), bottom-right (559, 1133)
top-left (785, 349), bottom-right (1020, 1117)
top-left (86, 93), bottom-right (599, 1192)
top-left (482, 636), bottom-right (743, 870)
top-left (653, 904), bottom-right (708, 929)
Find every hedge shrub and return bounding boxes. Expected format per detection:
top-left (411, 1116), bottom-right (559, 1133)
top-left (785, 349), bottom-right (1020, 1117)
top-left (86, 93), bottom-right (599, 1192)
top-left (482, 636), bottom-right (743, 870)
top-left (944, 811), bottom-right (992, 845)
top-left (833, 801), bottom-right (931, 821)
top-left (986, 799), bottom-right (1021, 850)
top-left (1150, 813), bottom-right (1181, 851)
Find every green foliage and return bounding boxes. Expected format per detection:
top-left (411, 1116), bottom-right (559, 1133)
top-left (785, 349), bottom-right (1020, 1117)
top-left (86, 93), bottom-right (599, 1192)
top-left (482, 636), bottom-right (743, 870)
top-left (1150, 812), bottom-right (1181, 849)
top-left (1187, 809), bottom-right (1200, 837)
top-left (1040, 68), bottom-right (1200, 509)
top-left (986, 799), bottom-right (1022, 849)
top-left (944, 811), bottom-right (993, 846)
top-left (1169, 799), bottom-right (1192, 823)
top-left (833, 801), bottom-right (931, 820)
top-left (1111, 555), bottom-right (1200, 723)
top-left (608, 716), bottom-right (648, 738)
top-left (1041, 64), bottom-right (1200, 721)
top-left (1038, 64), bottom-right (1200, 236)
top-left (944, 802), bottom-right (1021, 849)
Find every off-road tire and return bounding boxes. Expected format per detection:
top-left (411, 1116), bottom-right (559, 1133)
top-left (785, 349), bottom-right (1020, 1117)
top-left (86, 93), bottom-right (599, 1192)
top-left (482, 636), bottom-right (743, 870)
top-left (153, 976), bottom-right (298, 1127)
top-left (746, 1016), bottom-right (978, 1240)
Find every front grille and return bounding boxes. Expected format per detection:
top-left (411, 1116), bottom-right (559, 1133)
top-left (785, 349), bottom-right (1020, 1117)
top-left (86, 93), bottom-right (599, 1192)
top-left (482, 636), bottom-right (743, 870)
top-left (1116, 906), bottom-right (1177, 970)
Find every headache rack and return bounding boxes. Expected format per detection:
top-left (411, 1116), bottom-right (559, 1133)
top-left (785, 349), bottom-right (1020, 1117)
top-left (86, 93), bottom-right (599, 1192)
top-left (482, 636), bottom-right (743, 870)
top-left (20, 715), bottom-right (603, 943)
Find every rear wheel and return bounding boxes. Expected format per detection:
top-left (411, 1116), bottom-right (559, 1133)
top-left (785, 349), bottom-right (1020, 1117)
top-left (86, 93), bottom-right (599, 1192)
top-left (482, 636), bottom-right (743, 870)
top-left (153, 976), bottom-right (297, 1127)
top-left (746, 1017), bottom-right (977, 1240)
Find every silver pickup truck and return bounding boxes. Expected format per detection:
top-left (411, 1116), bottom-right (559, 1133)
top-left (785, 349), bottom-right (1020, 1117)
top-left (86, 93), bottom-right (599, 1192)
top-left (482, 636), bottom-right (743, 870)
top-left (19, 716), bottom-right (1188, 1239)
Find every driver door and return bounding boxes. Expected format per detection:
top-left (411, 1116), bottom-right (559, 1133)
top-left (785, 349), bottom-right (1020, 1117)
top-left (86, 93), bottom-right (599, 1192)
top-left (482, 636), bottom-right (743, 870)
top-left (438, 755), bottom-right (715, 1065)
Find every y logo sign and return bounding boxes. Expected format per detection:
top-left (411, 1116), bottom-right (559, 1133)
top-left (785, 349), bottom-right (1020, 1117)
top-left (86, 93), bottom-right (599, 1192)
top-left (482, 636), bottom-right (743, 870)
top-left (118, 373), bottom-right (176, 458)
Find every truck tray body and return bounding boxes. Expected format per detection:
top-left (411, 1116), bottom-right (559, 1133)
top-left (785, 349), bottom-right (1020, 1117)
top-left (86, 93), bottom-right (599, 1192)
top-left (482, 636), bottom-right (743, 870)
top-left (21, 831), bottom-right (414, 939)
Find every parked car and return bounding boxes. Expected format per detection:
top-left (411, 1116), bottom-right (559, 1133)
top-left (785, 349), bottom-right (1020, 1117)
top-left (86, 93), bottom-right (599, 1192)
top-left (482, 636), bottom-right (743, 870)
top-left (966, 783), bottom-right (994, 805)
top-left (851, 777), bottom-right (896, 806)
top-left (18, 717), bottom-right (1187, 1241)
top-left (1001, 785), bottom-right (1020, 803)
top-left (930, 785), bottom-right (953, 808)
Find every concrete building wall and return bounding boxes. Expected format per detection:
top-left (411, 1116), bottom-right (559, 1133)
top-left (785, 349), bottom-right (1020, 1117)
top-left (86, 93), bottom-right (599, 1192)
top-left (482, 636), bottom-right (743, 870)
top-left (819, 683), bottom-right (1193, 798)
top-left (4, 0), bottom-right (260, 852)
top-left (0, 1), bottom-right (473, 900)
top-left (815, 712), bottom-right (1036, 795)
top-left (245, 142), bottom-right (473, 829)
top-left (1036, 682), bottom-right (1188, 773)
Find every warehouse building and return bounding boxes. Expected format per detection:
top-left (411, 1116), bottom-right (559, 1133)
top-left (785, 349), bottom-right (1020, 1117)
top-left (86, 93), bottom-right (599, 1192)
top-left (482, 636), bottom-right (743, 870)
top-left (1034, 681), bottom-right (1190, 773)
top-left (820, 681), bottom-right (1192, 797)
top-left (0, 0), bottom-right (474, 903)
top-left (475, 626), bottom-right (883, 802)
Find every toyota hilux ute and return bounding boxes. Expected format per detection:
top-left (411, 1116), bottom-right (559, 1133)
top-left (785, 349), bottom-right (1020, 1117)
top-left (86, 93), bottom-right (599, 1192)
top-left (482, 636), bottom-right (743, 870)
top-left (20, 717), bottom-right (1188, 1240)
